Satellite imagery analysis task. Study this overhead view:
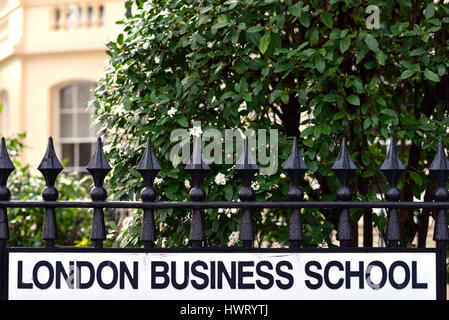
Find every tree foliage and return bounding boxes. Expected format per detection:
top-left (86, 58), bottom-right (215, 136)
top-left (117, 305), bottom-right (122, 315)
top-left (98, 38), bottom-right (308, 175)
top-left (93, 0), bottom-right (449, 248)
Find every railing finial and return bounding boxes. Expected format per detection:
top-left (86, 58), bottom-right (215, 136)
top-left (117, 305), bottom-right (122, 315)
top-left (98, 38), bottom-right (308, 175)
top-left (380, 137), bottom-right (404, 247)
top-left (0, 137), bottom-right (14, 244)
top-left (429, 138), bottom-right (449, 242)
top-left (283, 136), bottom-right (307, 248)
top-left (332, 138), bottom-right (356, 247)
top-left (38, 137), bottom-right (63, 247)
top-left (185, 136), bottom-right (209, 248)
top-left (136, 137), bottom-right (161, 249)
top-left (86, 137), bottom-right (111, 248)
top-left (235, 137), bottom-right (259, 248)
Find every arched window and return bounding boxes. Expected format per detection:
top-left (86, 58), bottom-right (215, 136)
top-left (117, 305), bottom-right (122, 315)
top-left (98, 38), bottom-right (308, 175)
top-left (0, 91), bottom-right (8, 137)
top-left (58, 82), bottom-right (98, 171)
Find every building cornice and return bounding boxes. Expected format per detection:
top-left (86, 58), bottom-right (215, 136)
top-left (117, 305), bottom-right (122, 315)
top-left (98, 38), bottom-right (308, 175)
top-left (19, 0), bottom-right (123, 8)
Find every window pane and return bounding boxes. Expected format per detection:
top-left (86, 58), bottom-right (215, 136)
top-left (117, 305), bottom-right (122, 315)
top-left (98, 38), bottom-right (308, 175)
top-left (79, 143), bottom-right (93, 167)
top-left (77, 82), bottom-right (94, 110)
top-left (60, 86), bottom-right (74, 109)
top-left (61, 114), bottom-right (73, 137)
top-left (62, 144), bottom-right (74, 167)
top-left (78, 113), bottom-right (91, 137)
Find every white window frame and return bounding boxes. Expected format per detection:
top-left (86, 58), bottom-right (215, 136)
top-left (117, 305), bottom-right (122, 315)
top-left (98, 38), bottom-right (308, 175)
top-left (55, 81), bottom-right (97, 172)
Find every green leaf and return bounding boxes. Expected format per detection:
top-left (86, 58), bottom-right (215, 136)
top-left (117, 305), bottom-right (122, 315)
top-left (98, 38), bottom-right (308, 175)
top-left (289, 2), bottom-right (303, 18)
top-left (424, 3), bottom-right (435, 19)
top-left (438, 64), bottom-right (446, 77)
top-left (340, 36), bottom-right (351, 54)
top-left (175, 115), bottom-right (189, 127)
top-left (259, 32), bottom-right (271, 54)
top-left (356, 48), bottom-right (368, 64)
top-left (363, 118), bottom-right (371, 130)
top-left (320, 11), bottom-right (333, 29)
top-left (410, 48), bottom-right (426, 56)
top-left (400, 69), bottom-right (415, 80)
top-left (314, 56), bottom-right (325, 73)
top-left (300, 126), bottom-right (314, 138)
top-left (117, 34), bottom-right (124, 45)
top-left (309, 28), bottom-right (319, 46)
top-left (313, 126), bottom-right (321, 139)
top-left (269, 89), bottom-right (282, 104)
top-left (223, 184), bottom-right (233, 201)
top-left (376, 50), bottom-right (387, 66)
top-left (242, 92), bottom-right (252, 102)
top-left (410, 171), bottom-right (422, 185)
top-left (280, 91), bottom-right (289, 104)
top-left (299, 14), bottom-right (310, 28)
top-left (364, 35), bottom-right (379, 53)
top-left (247, 26), bottom-right (264, 33)
top-left (122, 97), bottom-right (132, 110)
top-left (347, 95), bottom-right (360, 106)
top-left (424, 69), bottom-right (439, 82)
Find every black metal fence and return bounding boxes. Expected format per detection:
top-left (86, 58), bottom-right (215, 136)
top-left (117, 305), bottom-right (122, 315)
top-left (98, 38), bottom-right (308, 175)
top-left (0, 135), bottom-right (447, 300)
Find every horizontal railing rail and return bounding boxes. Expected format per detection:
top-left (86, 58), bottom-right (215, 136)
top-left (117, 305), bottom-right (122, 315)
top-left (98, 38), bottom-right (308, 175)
top-left (1, 200), bottom-right (449, 209)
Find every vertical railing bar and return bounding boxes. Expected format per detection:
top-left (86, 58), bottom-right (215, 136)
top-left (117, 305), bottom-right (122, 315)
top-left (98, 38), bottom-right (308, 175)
top-left (0, 137), bottom-right (13, 300)
top-left (136, 138), bottom-right (161, 249)
top-left (185, 136), bottom-right (209, 248)
top-left (429, 138), bottom-right (449, 300)
top-left (86, 137), bottom-right (111, 249)
top-left (332, 137), bottom-right (356, 248)
top-left (283, 136), bottom-right (307, 249)
top-left (236, 138), bottom-right (259, 249)
top-left (380, 137), bottom-right (404, 248)
top-left (38, 137), bottom-right (63, 248)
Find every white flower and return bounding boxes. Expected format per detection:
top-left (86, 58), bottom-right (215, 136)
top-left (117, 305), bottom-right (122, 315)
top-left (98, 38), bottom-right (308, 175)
top-left (167, 107), bottom-right (177, 118)
top-left (227, 231), bottom-right (240, 247)
top-left (154, 177), bottom-right (163, 185)
top-left (251, 181), bottom-right (260, 191)
top-left (280, 173), bottom-right (286, 179)
top-left (189, 126), bottom-right (203, 137)
top-left (214, 173), bottom-right (227, 185)
top-left (218, 208), bottom-right (234, 218)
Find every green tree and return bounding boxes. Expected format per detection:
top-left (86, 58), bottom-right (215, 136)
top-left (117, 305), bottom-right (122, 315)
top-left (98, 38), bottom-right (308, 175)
top-left (93, 0), bottom-right (449, 248)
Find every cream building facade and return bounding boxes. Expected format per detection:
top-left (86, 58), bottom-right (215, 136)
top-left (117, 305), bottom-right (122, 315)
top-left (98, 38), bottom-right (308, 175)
top-left (0, 0), bottom-right (123, 171)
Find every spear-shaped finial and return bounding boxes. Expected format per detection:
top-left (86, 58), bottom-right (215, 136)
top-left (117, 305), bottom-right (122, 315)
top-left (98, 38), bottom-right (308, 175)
top-left (185, 136), bottom-right (210, 248)
top-left (86, 137), bottom-right (111, 248)
top-left (136, 138), bottom-right (161, 248)
top-left (38, 137), bottom-right (63, 191)
top-left (283, 136), bottom-right (308, 248)
top-left (380, 137), bottom-right (404, 247)
top-left (136, 138), bottom-right (161, 190)
top-left (380, 137), bottom-right (405, 187)
top-left (332, 137), bottom-right (357, 247)
top-left (429, 138), bottom-right (449, 242)
top-left (37, 137), bottom-right (63, 247)
top-left (0, 137), bottom-right (14, 244)
top-left (0, 137), bottom-right (15, 188)
top-left (283, 136), bottom-right (308, 188)
top-left (235, 137), bottom-right (259, 248)
top-left (86, 137), bottom-right (111, 188)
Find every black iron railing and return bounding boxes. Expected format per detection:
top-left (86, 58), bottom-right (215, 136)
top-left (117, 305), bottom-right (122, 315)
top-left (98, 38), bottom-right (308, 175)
top-left (0, 135), bottom-right (447, 300)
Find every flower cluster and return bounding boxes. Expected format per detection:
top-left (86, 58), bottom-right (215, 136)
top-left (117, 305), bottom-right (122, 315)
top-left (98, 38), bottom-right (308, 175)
top-left (189, 126), bottom-right (203, 137)
top-left (214, 172), bottom-right (227, 185)
top-left (167, 107), bottom-right (177, 118)
top-left (218, 207), bottom-right (238, 218)
top-left (227, 231), bottom-right (240, 247)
